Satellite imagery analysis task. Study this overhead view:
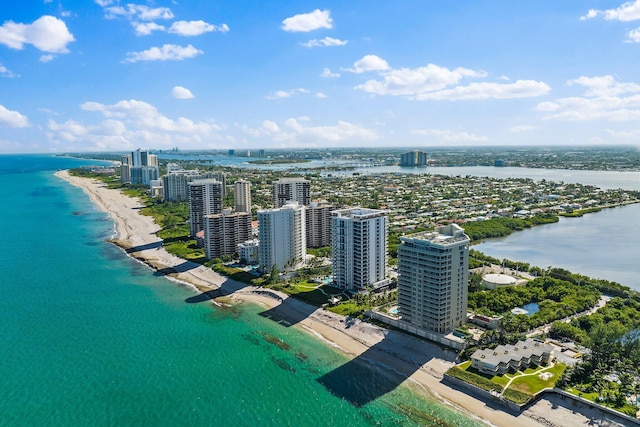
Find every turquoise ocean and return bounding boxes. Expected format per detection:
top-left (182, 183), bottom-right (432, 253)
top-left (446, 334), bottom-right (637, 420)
top-left (0, 155), bottom-right (480, 426)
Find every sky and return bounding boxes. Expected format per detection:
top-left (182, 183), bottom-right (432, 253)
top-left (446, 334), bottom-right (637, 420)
top-left (2, 1), bottom-right (640, 153)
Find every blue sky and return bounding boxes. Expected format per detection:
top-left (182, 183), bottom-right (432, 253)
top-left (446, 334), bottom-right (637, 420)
top-left (2, 1), bottom-right (640, 153)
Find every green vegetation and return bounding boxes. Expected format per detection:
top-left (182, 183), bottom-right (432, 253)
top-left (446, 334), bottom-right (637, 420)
top-left (248, 159), bottom-right (311, 165)
top-left (502, 389), bottom-right (532, 404)
top-left (446, 365), bottom-right (502, 393)
top-left (509, 364), bottom-right (566, 395)
top-left (462, 214), bottom-right (558, 242)
top-left (469, 276), bottom-right (600, 333)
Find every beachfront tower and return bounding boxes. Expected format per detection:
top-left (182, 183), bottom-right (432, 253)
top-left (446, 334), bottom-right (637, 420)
top-left (273, 177), bottom-right (310, 208)
top-left (234, 180), bottom-right (252, 213)
top-left (306, 201), bottom-right (334, 248)
top-left (397, 224), bottom-right (470, 334)
top-left (257, 201), bottom-right (306, 272)
top-left (330, 208), bottom-right (390, 292)
top-left (188, 179), bottom-right (223, 237)
top-left (399, 150), bottom-right (428, 167)
top-left (203, 210), bottom-right (251, 260)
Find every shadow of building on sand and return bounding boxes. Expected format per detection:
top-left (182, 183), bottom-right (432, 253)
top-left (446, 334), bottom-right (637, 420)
top-left (317, 330), bottom-right (458, 407)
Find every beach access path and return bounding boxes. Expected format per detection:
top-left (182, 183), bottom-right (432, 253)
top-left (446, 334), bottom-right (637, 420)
top-left (57, 170), bottom-right (616, 427)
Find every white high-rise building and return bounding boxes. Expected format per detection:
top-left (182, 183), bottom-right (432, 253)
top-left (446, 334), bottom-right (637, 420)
top-left (234, 180), bottom-right (252, 213)
top-left (257, 201), bottom-right (306, 272)
top-left (188, 179), bottom-right (223, 237)
top-left (397, 224), bottom-right (470, 334)
top-left (331, 208), bottom-right (389, 291)
top-left (273, 177), bottom-right (310, 208)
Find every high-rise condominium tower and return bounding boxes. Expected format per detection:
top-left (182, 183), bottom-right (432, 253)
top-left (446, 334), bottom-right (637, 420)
top-left (397, 224), bottom-right (469, 334)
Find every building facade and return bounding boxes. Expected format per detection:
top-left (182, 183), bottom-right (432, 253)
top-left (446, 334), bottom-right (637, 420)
top-left (203, 210), bottom-right (251, 260)
top-left (257, 201), bottom-right (306, 272)
top-left (331, 208), bottom-right (389, 291)
top-left (397, 224), bottom-right (470, 334)
top-left (399, 150), bottom-right (428, 167)
top-left (234, 180), bottom-right (252, 213)
top-left (305, 201), bottom-right (334, 248)
top-left (188, 179), bottom-right (223, 237)
top-left (238, 239), bottom-right (259, 265)
top-left (273, 177), bottom-right (310, 208)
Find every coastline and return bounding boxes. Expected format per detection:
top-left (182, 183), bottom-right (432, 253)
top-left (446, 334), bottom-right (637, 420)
top-left (56, 169), bottom-right (597, 427)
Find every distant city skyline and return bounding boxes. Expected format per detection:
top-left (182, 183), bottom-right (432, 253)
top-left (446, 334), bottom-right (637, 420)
top-left (2, 1), bottom-right (640, 153)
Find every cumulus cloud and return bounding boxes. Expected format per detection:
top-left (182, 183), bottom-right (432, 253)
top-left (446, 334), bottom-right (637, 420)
top-left (125, 44), bottom-right (203, 62)
top-left (281, 9), bottom-right (333, 32)
top-left (581, 1), bottom-right (640, 21)
top-left (321, 68), bottom-right (340, 78)
top-left (104, 4), bottom-right (174, 21)
top-left (537, 75), bottom-right (640, 121)
top-left (172, 86), bottom-right (195, 99)
top-left (350, 57), bottom-right (549, 101)
top-left (0, 15), bottom-right (75, 53)
top-left (47, 99), bottom-right (223, 150)
top-left (132, 22), bottom-right (165, 36)
top-left (266, 88), bottom-right (309, 99)
top-left (0, 64), bottom-right (19, 78)
top-left (344, 55), bottom-right (390, 73)
top-left (39, 54), bottom-right (54, 63)
top-left (316, 92), bottom-right (327, 98)
top-left (168, 20), bottom-right (229, 36)
top-left (301, 37), bottom-right (347, 48)
top-left (0, 104), bottom-right (29, 128)
top-left (242, 117), bottom-right (378, 145)
top-left (411, 128), bottom-right (488, 143)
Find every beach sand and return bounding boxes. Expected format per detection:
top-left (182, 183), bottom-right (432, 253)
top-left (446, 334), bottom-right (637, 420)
top-left (57, 170), bottom-right (615, 427)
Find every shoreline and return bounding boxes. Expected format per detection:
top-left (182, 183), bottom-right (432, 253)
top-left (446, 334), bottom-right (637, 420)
top-left (56, 169), bottom-right (603, 427)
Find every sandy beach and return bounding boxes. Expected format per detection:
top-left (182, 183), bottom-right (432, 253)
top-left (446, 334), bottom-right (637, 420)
top-left (56, 170), bottom-right (622, 427)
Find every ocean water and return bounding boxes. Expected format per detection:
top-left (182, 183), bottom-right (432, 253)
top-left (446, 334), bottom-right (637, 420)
top-left (0, 155), bottom-right (480, 426)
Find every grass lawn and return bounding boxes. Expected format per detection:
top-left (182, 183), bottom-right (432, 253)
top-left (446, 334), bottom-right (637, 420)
top-left (509, 363), bottom-right (566, 395)
top-left (286, 283), bottom-right (330, 306)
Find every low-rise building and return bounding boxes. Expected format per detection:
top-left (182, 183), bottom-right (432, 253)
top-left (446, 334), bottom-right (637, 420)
top-left (470, 339), bottom-right (555, 375)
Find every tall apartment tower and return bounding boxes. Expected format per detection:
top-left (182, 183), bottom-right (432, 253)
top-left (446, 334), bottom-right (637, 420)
top-left (127, 149), bottom-right (159, 185)
top-left (273, 177), bottom-right (310, 208)
top-left (397, 224), bottom-right (470, 334)
top-left (188, 179), bottom-right (223, 237)
top-left (399, 150), bottom-right (428, 167)
top-left (120, 155), bottom-right (131, 183)
top-left (234, 180), bottom-right (252, 213)
top-left (331, 208), bottom-right (389, 291)
top-left (257, 201), bottom-right (306, 272)
top-left (306, 201), bottom-right (334, 248)
top-left (203, 210), bottom-right (251, 260)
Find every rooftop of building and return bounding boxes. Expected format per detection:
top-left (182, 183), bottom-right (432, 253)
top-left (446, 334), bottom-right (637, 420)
top-left (401, 224), bottom-right (469, 245)
top-left (471, 338), bottom-right (554, 367)
top-left (275, 177), bottom-right (309, 183)
top-left (331, 207), bottom-right (386, 219)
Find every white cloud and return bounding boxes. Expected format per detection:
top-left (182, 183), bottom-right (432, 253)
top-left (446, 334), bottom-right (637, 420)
top-left (351, 59), bottom-right (549, 101)
top-left (628, 27), bottom-right (640, 42)
top-left (509, 125), bottom-right (538, 133)
top-left (172, 86), bottom-right (195, 99)
top-left (0, 15), bottom-right (75, 53)
top-left (316, 92), bottom-right (327, 98)
top-left (243, 117), bottom-right (378, 145)
top-left (537, 75), bottom-right (640, 121)
top-left (0, 64), bottom-right (19, 78)
top-left (105, 4), bottom-right (174, 21)
top-left (266, 88), bottom-right (309, 99)
top-left (581, 1), bottom-right (640, 21)
top-left (47, 99), bottom-right (223, 150)
top-left (321, 68), bottom-right (340, 78)
top-left (132, 22), bottom-right (165, 36)
top-left (125, 44), bottom-right (203, 62)
top-left (414, 80), bottom-right (550, 101)
top-left (302, 37), bottom-right (347, 48)
top-left (412, 128), bottom-right (488, 143)
top-left (39, 54), bottom-right (54, 62)
top-left (344, 54), bottom-right (390, 73)
top-left (169, 20), bottom-right (229, 36)
top-left (281, 9), bottom-right (332, 32)
top-left (568, 75), bottom-right (640, 96)
top-left (0, 104), bottom-right (29, 128)
top-left (94, 0), bottom-right (113, 6)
